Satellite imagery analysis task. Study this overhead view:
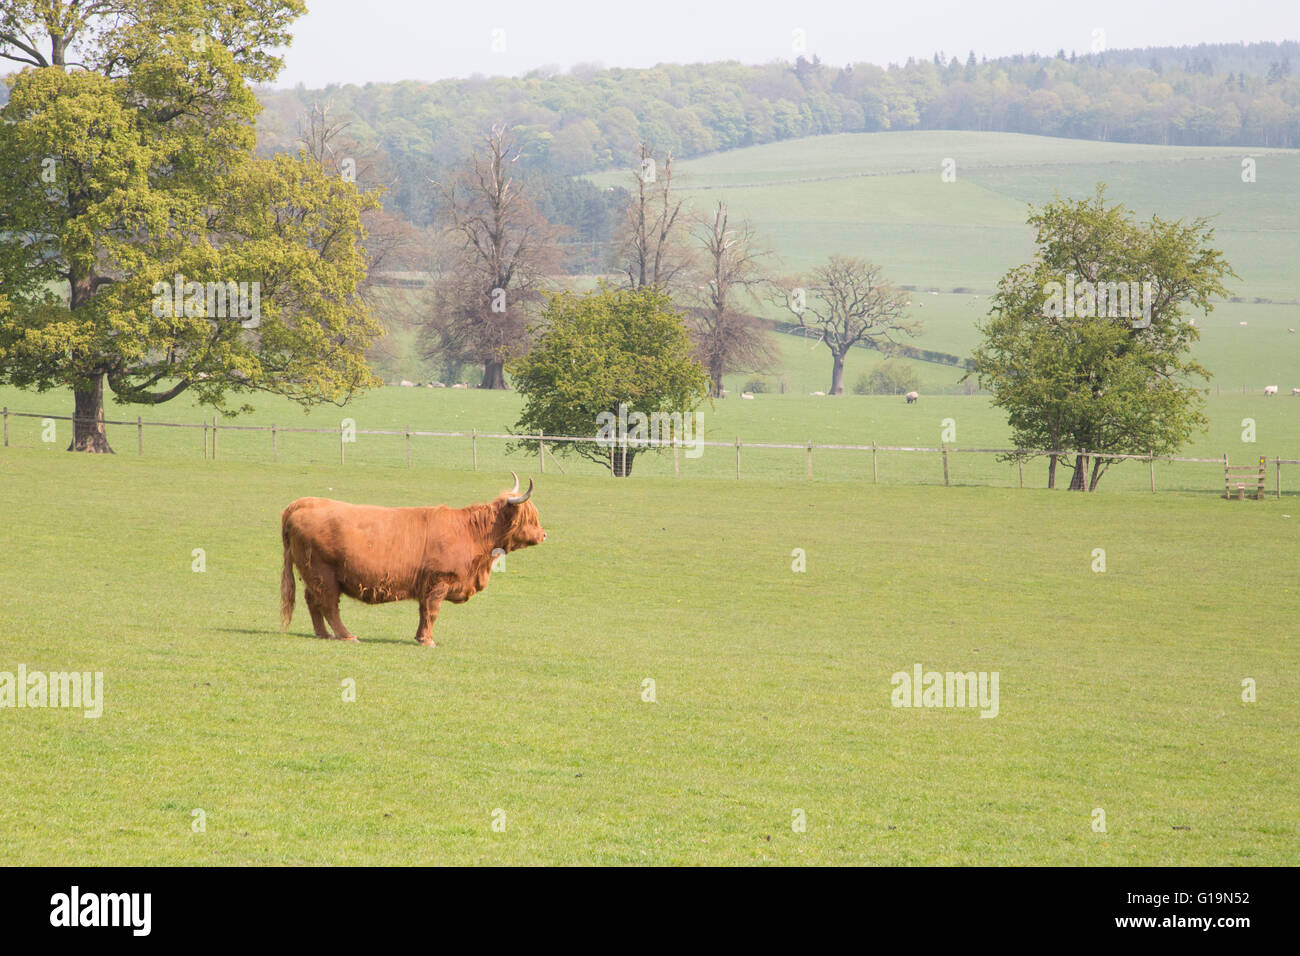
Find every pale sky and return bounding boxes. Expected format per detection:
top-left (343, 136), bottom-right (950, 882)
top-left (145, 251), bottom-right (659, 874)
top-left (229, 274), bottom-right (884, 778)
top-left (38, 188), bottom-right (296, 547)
top-left (274, 0), bottom-right (1300, 88)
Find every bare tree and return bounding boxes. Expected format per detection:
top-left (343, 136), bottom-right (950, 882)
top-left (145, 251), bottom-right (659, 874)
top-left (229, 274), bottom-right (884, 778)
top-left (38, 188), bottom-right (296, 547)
top-left (687, 202), bottom-right (777, 396)
top-left (430, 125), bottom-right (563, 389)
top-left (777, 256), bottom-right (920, 395)
top-left (296, 101), bottom-right (421, 289)
top-left (617, 143), bottom-right (692, 294)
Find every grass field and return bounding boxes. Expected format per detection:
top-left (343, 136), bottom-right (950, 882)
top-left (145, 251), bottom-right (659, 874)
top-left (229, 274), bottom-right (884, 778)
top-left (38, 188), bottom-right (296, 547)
top-left (1, 443), bottom-right (1296, 865)
top-left (589, 131), bottom-right (1300, 298)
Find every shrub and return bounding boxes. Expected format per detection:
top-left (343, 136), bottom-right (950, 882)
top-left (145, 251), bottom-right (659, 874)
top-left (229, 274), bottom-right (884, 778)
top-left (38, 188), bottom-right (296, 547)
top-left (743, 377), bottom-right (769, 394)
top-left (865, 359), bottom-right (920, 395)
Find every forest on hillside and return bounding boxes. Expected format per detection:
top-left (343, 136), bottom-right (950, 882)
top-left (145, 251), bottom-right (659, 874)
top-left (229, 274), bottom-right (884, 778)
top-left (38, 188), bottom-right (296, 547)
top-left (253, 41), bottom-right (1300, 228)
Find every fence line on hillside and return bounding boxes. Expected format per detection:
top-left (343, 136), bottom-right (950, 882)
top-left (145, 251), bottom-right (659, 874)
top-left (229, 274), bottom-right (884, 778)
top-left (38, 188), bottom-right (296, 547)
top-left (2, 406), bottom-right (1296, 497)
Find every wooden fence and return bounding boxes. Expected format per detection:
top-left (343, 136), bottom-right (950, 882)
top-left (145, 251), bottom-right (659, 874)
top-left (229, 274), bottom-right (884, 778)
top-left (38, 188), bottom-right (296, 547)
top-left (3, 406), bottom-right (1297, 497)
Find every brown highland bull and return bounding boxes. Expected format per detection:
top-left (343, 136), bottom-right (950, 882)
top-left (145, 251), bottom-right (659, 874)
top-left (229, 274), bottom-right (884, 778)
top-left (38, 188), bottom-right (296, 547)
top-left (280, 474), bottom-right (545, 647)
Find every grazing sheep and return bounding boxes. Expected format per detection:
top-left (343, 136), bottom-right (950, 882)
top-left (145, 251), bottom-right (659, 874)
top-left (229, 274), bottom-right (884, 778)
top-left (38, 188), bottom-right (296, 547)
top-left (430, 381), bottom-right (447, 388)
top-left (741, 392), bottom-right (755, 400)
top-left (1240, 321), bottom-right (1248, 326)
top-left (905, 391), bottom-right (920, 404)
top-left (810, 391), bottom-right (826, 396)
top-left (1293, 388), bottom-right (1300, 396)
top-left (400, 380), bottom-right (415, 387)
top-left (1264, 385), bottom-right (1278, 396)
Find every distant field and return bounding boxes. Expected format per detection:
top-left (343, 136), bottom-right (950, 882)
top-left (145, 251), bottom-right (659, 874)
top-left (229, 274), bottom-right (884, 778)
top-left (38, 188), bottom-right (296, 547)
top-left (587, 132), bottom-right (1300, 297)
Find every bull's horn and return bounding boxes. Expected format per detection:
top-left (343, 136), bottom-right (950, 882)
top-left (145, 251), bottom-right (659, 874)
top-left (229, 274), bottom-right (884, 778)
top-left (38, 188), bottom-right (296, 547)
top-left (507, 477), bottom-right (533, 505)
top-left (508, 472), bottom-right (520, 496)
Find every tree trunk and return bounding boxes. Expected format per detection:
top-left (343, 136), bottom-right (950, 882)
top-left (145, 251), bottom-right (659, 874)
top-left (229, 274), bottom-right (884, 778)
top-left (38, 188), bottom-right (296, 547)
top-left (829, 350), bottom-right (847, 395)
top-left (1068, 455), bottom-right (1088, 491)
top-left (1048, 454), bottom-right (1058, 489)
top-left (481, 359), bottom-right (506, 390)
top-left (1088, 457), bottom-right (1105, 491)
top-left (709, 356), bottom-right (724, 397)
top-left (612, 445), bottom-right (635, 477)
top-left (69, 373), bottom-right (113, 453)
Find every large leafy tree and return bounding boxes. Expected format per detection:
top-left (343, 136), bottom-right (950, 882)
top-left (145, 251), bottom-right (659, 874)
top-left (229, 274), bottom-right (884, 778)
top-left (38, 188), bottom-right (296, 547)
top-left (971, 186), bottom-right (1235, 490)
top-left (508, 285), bottom-right (709, 476)
top-left (0, 0), bottom-right (381, 452)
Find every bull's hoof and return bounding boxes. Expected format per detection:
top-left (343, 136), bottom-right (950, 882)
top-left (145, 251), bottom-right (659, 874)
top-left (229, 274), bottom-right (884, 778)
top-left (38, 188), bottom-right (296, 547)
top-left (338, 635), bottom-right (360, 642)
top-left (416, 638), bottom-right (437, 648)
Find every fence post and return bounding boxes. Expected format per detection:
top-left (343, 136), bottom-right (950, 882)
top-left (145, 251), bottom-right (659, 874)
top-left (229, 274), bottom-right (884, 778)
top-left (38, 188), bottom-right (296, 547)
top-left (272, 424), bottom-right (278, 463)
top-left (1018, 456), bottom-right (1023, 489)
top-left (1277, 457), bottom-right (1282, 499)
top-left (339, 424), bottom-right (345, 465)
top-left (203, 421), bottom-right (208, 460)
top-left (941, 442), bottom-right (950, 486)
top-left (609, 438), bottom-right (614, 476)
top-left (3, 406), bottom-right (8, 447)
top-left (405, 427), bottom-right (411, 468)
top-left (673, 439), bottom-right (679, 476)
top-left (872, 442), bottom-right (878, 484)
top-left (1149, 453), bottom-right (1155, 493)
top-left (538, 429), bottom-right (545, 474)
top-left (735, 437), bottom-right (740, 479)
top-left (806, 439), bottom-right (813, 479)
top-left (212, 415), bottom-right (217, 461)
top-left (137, 416), bottom-right (143, 456)
top-left (472, 428), bottom-right (478, 471)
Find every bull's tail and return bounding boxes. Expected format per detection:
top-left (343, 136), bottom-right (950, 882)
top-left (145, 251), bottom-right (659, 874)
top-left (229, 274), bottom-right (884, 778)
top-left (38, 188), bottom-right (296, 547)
top-left (280, 527), bottom-right (295, 631)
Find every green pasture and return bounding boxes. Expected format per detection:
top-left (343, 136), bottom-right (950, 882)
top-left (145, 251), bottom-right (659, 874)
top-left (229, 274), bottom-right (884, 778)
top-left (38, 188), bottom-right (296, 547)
top-left (0, 442), bottom-right (1295, 864)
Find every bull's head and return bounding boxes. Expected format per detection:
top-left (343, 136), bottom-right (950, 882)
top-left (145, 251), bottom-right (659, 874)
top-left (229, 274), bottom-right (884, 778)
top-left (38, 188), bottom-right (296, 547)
top-left (498, 472), bottom-right (546, 551)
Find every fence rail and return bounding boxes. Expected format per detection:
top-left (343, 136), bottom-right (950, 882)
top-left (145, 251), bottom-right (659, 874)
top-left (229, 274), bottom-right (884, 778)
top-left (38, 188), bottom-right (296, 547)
top-left (3, 406), bottom-right (1296, 496)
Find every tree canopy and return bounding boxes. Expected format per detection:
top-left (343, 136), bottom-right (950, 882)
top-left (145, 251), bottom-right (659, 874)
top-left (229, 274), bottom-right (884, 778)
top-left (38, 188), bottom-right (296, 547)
top-left (508, 285), bottom-right (709, 476)
top-left (0, 0), bottom-right (381, 451)
top-left (971, 185), bottom-right (1236, 490)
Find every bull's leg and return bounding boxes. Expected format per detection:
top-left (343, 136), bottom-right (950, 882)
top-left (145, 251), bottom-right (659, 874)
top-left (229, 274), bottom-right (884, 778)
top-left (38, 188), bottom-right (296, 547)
top-left (304, 591), bottom-right (332, 640)
top-left (316, 568), bottom-right (359, 642)
top-left (415, 585), bottom-right (448, 647)
top-left (324, 598), bottom-right (359, 642)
